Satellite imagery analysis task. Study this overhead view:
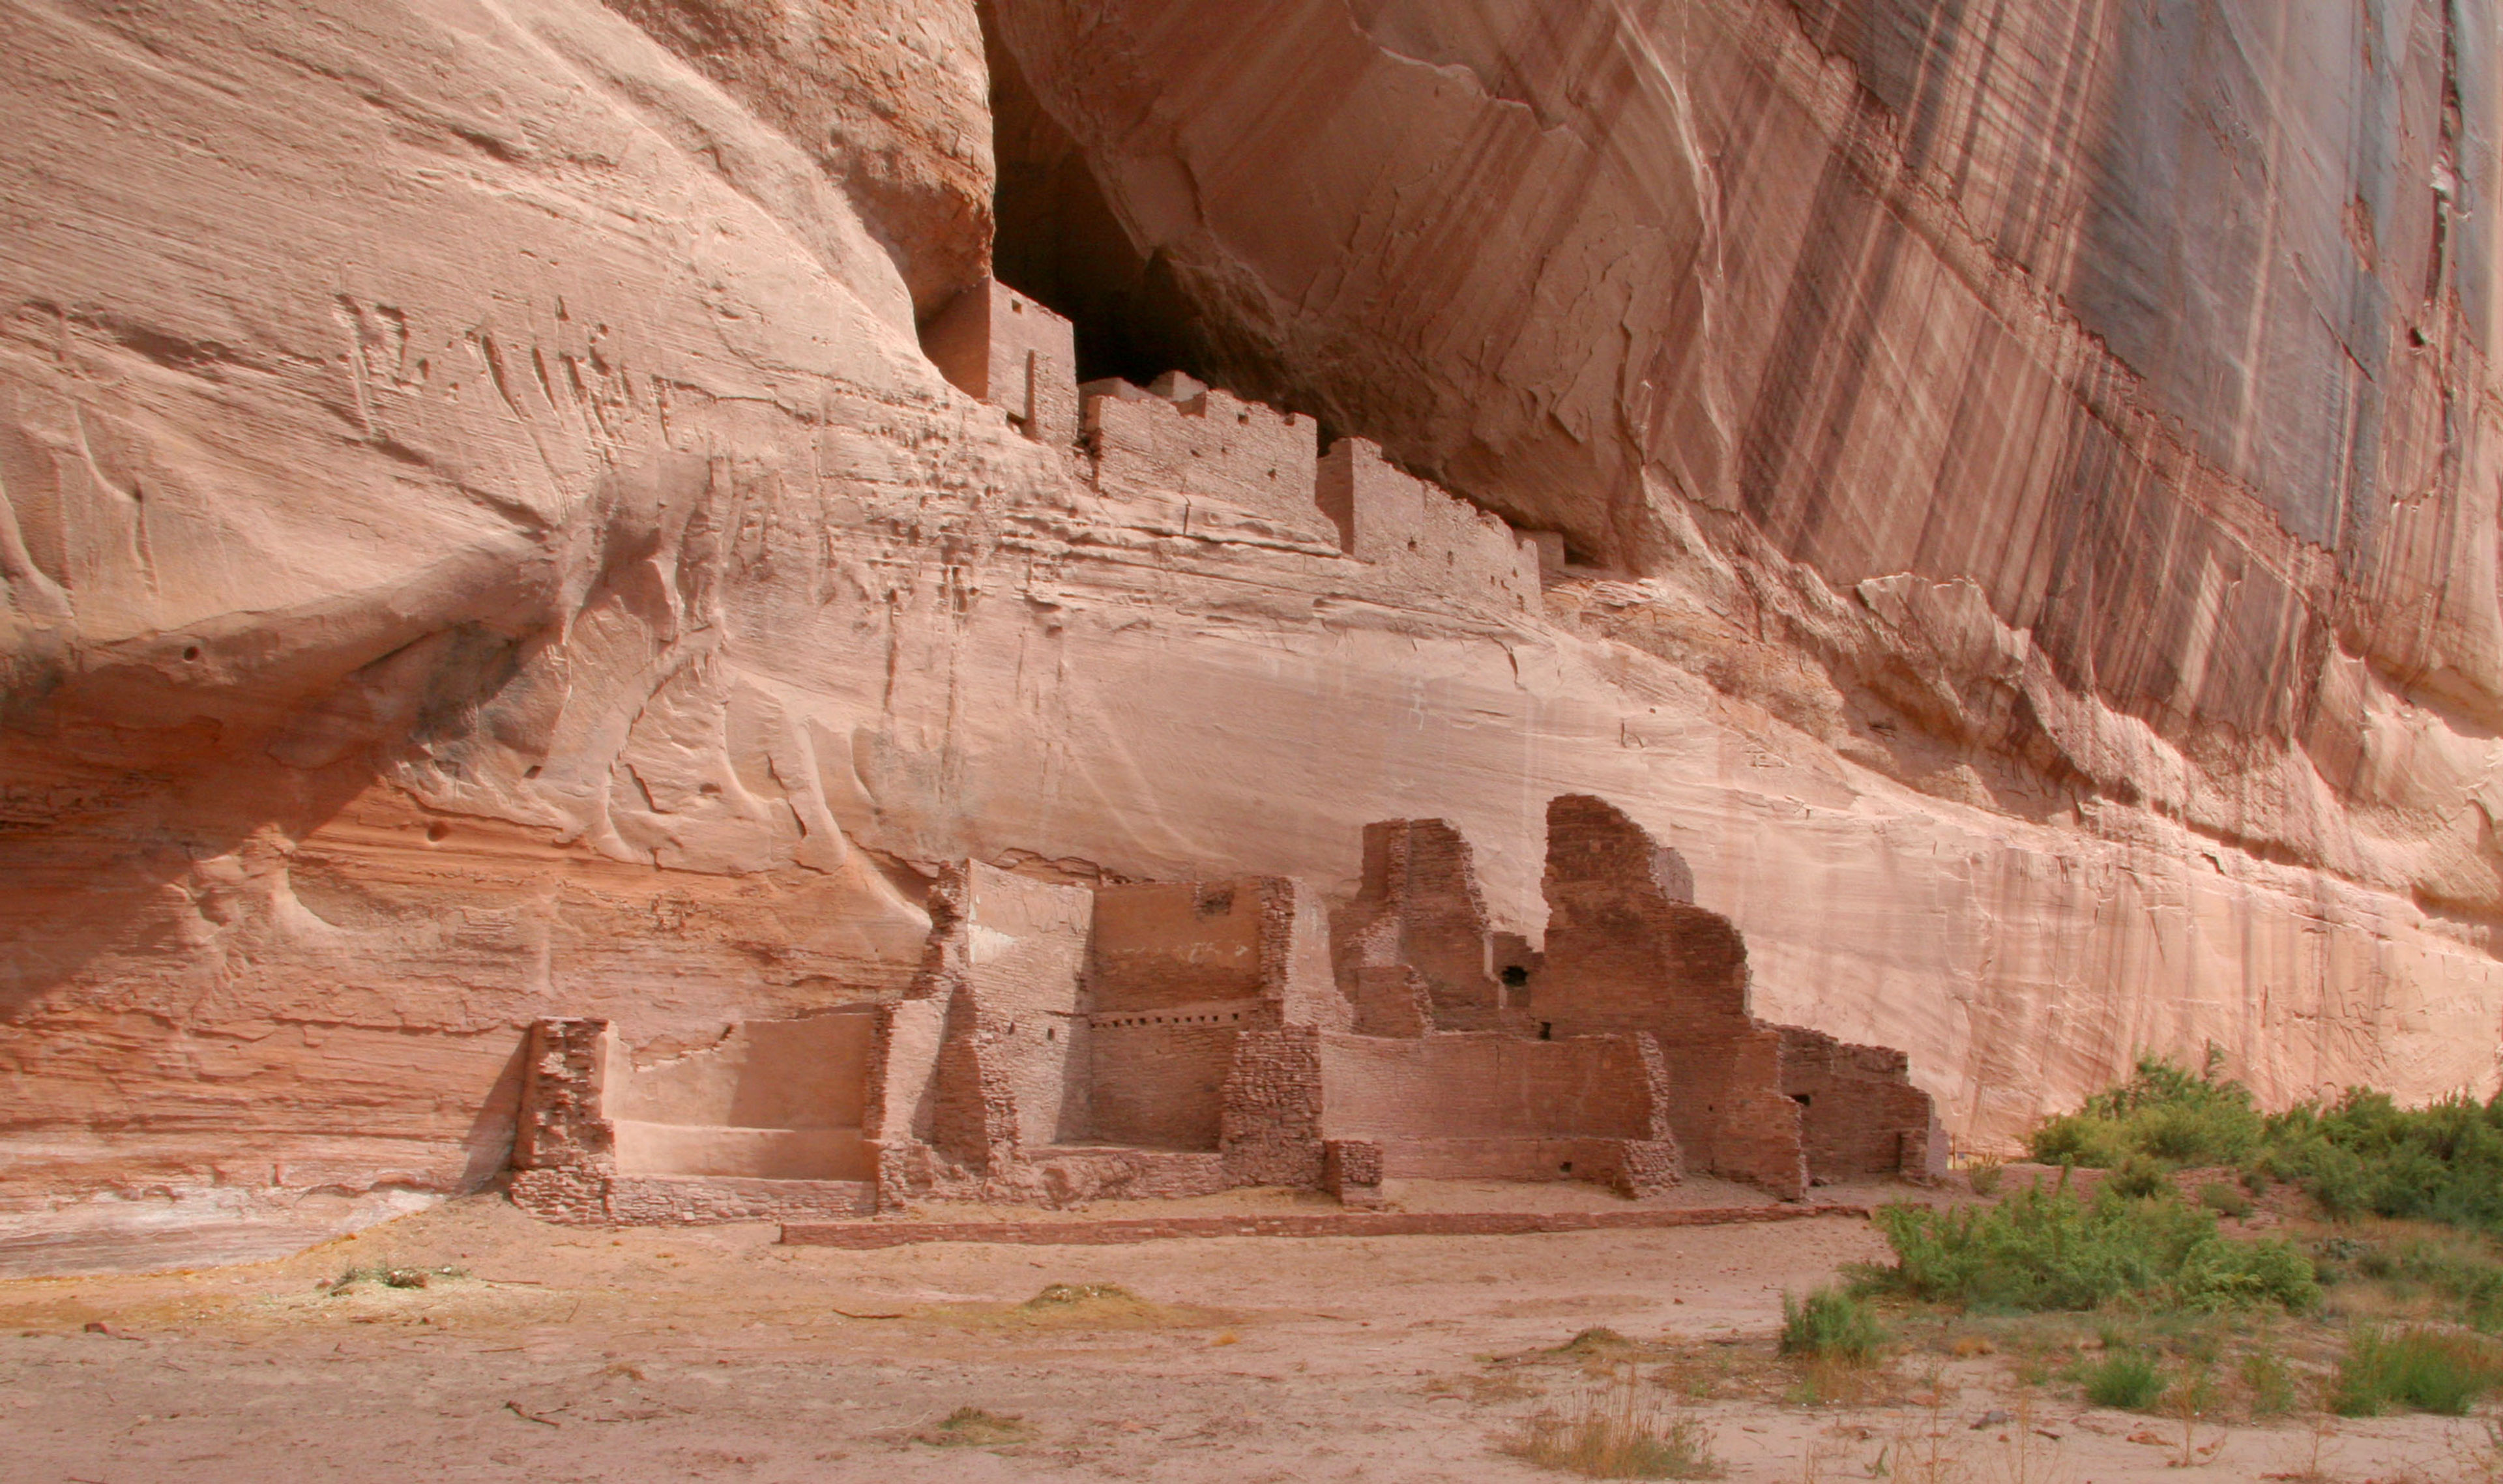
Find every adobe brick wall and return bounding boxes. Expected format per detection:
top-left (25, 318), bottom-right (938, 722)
top-left (1090, 880), bottom-right (1268, 1009)
top-left (1255, 875), bottom-right (1349, 1032)
top-left (863, 996), bottom-right (946, 1204)
top-left (1529, 794), bottom-right (1942, 1199)
top-left (1349, 965), bottom-right (1433, 1037)
top-left (1086, 1017), bottom-right (1241, 1150)
top-left (1314, 1032), bottom-right (1662, 1142)
top-left (1085, 878), bottom-right (1304, 1149)
top-left (605, 1012), bottom-right (877, 1131)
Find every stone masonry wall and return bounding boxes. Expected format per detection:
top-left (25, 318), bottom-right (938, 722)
top-left (512, 1017), bottom-right (615, 1173)
top-left (922, 276), bottom-right (1079, 446)
top-left (1332, 819), bottom-right (1512, 1032)
top-left (1314, 1031), bottom-right (1667, 1143)
top-left (1534, 793), bottom-right (1809, 1194)
top-left (921, 862), bottom-right (1095, 1169)
top-left (1218, 1025), bottom-right (1326, 1188)
top-left (1315, 437), bottom-right (1540, 615)
top-left (1779, 1026), bottom-right (1948, 1182)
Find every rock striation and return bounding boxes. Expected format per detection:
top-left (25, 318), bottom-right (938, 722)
top-left (1, 0), bottom-right (2500, 1268)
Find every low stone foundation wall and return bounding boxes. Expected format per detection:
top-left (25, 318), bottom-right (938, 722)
top-left (780, 1200), bottom-right (1872, 1249)
top-left (510, 1169), bottom-right (877, 1226)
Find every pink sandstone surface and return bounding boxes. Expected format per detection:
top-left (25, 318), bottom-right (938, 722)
top-left (3, 0), bottom-right (2501, 1266)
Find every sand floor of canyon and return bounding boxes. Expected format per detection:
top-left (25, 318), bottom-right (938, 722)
top-left (1, 1183), bottom-right (2493, 1484)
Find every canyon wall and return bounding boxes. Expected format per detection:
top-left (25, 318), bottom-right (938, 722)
top-left (3, 0), bottom-right (2500, 1264)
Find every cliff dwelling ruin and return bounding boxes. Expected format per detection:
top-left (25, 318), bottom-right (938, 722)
top-left (511, 794), bottom-right (1941, 1225)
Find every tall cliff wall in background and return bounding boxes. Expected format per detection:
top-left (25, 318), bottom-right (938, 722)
top-left (3, 0), bottom-right (2499, 1262)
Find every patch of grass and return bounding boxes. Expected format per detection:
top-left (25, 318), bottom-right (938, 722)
top-left (1504, 1373), bottom-right (1720, 1479)
top-left (2310, 1220), bottom-right (2503, 1333)
top-left (322, 1263), bottom-right (463, 1295)
top-left (2332, 1326), bottom-right (2503, 1417)
top-left (1024, 1282), bottom-right (1133, 1309)
top-left (1779, 1288), bottom-right (1883, 1364)
top-left (2082, 1350), bottom-right (2165, 1410)
top-left (915, 1406), bottom-right (1031, 1448)
top-left (1553, 1326), bottom-right (1643, 1358)
top-left (1967, 1159), bottom-right (2004, 1198)
top-left (2240, 1348), bottom-right (2299, 1416)
top-left (1860, 1182), bottom-right (2319, 1314)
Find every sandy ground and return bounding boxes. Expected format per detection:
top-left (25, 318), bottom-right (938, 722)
top-left (2, 1183), bottom-right (2492, 1483)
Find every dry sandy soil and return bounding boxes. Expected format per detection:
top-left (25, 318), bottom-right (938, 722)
top-left (1, 1181), bottom-right (2492, 1483)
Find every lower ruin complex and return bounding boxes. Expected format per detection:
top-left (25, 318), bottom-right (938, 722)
top-left (510, 795), bottom-right (1944, 1225)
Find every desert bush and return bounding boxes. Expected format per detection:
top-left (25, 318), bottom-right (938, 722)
top-left (1967, 1159), bottom-right (2004, 1197)
top-left (2033, 1059), bottom-right (2503, 1245)
top-left (2030, 1052), bottom-right (2265, 1171)
top-left (2331, 1327), bottom-right (2503, 1416)
top-left (2239, 1348), bottom-right (2299, 1416)
top-left (1505, 1371), bottom-right (1719, 1479)
top-left (1779, 1288), bottom-right (1883, 1364)
top-left (2264, 1091), bottom-right (2503, 1237)
top-left (2309, 1224), bottom-right (2503, 1331)
top-left (2106, 1156), bottom-right (2172, 1200)
top-left (2198, 1182), bottom-right (2255, 1220)
top-left (2082, 1351), bottom-right (2165, 1410)
top-left (1863, 1183), bottom-right (2318, 1314)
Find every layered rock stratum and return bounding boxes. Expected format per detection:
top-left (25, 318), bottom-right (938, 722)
top-left (3, 0), bottom-right (2499, 1264)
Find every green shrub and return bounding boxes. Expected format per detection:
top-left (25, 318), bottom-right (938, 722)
top-left (2107, 1156), bottom-right (2171, 1200)
top-left (1967, 1160), bottom-right (2004, 1198)
top-left (2028, 1052), bottom-right (2264, 1171)
top-left (2031, 1060), bottom-right (2503, 1246)
top-left (2083, 1351), bottom-right (2165, 1410)
top-left (2332, 1328), bottom-right (2503, 1417)
top-left (2264, 1091), bottom-right (2503, 1238)
top-left (1862, 1184), bottom-right (2319, 1314)
top-left (2198, 1182), bottom-right (2254, 1220)
top-left (1778, 1288), bottom-right (1883, 1364)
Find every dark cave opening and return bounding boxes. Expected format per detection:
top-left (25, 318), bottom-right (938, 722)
top-left (972, 6), bottom-right (1212, 390)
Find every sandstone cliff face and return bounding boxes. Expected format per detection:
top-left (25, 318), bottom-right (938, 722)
top-left (1, 0), bottom-right (2498, 1266)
